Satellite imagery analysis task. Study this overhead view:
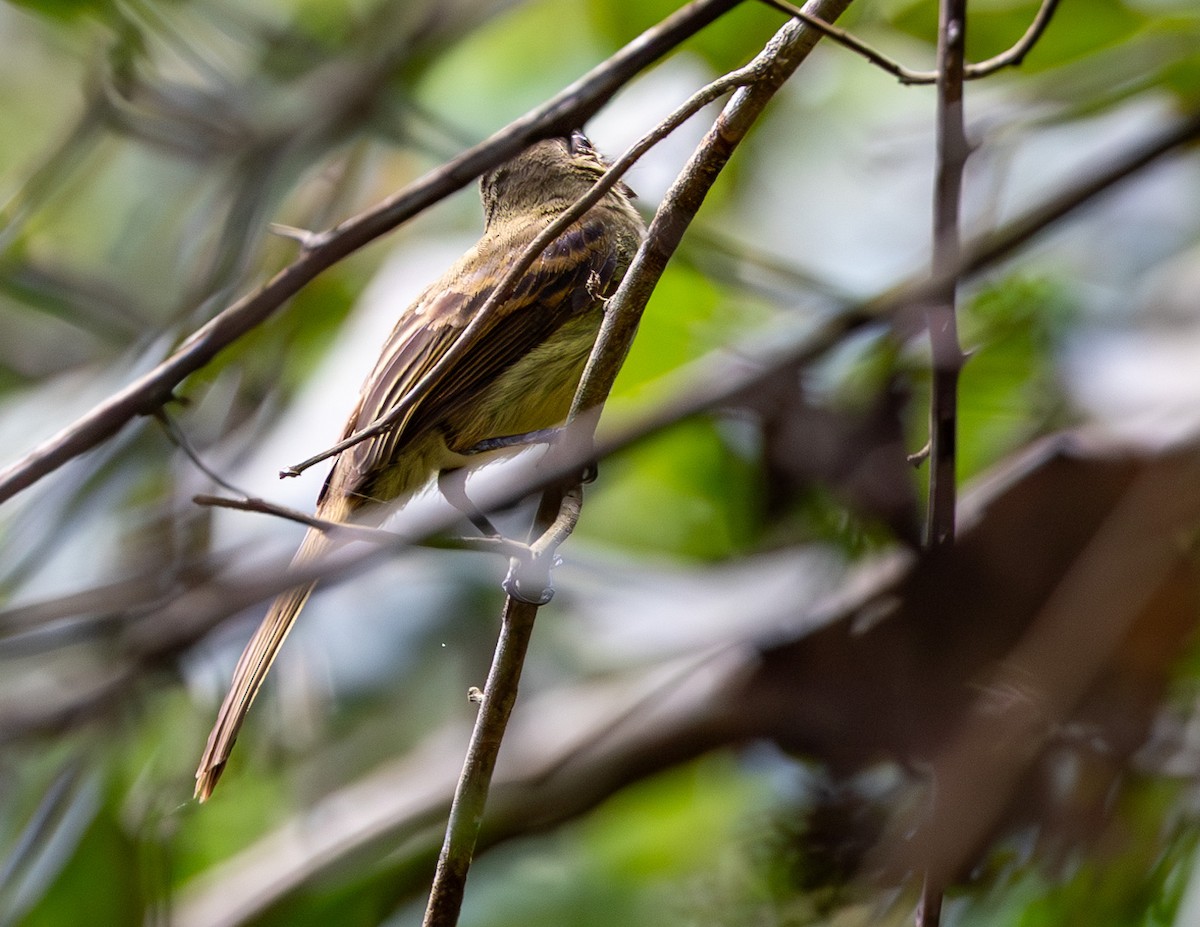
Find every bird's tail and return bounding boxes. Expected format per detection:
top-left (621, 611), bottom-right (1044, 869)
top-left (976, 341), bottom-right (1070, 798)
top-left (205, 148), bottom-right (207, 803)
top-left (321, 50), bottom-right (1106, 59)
top-left (194, 495), bottom-right (352, 801)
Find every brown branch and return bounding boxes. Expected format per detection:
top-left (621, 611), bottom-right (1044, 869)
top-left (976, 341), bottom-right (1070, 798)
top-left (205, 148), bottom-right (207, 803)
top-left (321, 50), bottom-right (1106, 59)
top-left (0, 0), bottom-right (744, 507)
top-left (421, 487), bottom-right (583, 927)
top-left (962, 0), bottom-right (1061, 77)
top-left (757, 0), bottom-right (1062, 85)
top-left (420, 595), bottom-right (541, 927)
top-left (191, 494), bottom-right (389, 542)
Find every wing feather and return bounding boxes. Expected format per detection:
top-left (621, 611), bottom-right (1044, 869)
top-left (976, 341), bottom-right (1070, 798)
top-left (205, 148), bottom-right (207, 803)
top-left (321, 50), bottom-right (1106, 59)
top-left (319, 214), bottom-right (626, 506)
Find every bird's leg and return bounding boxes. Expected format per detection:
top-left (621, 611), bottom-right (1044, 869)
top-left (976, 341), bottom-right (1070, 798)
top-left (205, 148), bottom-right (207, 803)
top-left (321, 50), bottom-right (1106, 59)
top-left (437, 468), bottom-right (500, 537)
top-left (463, 427), bottom-right (598, 483)
top-left (461, 426), bottom-right (561, 455)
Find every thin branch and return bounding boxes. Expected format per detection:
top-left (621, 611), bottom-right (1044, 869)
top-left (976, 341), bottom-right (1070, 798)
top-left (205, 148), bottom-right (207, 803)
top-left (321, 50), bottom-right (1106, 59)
top-left (421, 483), bottom-right (587, 927)
top-left (755, 0), bottom-right (930, 81)
top-left (192, 494), bottom-right (385, 541)
top-left (154, 409), bottom-right (249, 497)
top-left (0, 0), bottom-right (744, 507)
top-left (963, 0), bottom-right (1061, 77)
top-left (284, 53), bottom-right (773, 478)
top-left (191, 494), bottom-right (520, 556)
top-left (757, 0), bottom-right (1061, 85)
top-left (420, 595), bottom-right (540, 927)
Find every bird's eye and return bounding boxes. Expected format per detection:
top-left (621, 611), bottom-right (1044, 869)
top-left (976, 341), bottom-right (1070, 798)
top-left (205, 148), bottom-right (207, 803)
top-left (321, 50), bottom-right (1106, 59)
top-left (568, 130), bottom-right (592, 155)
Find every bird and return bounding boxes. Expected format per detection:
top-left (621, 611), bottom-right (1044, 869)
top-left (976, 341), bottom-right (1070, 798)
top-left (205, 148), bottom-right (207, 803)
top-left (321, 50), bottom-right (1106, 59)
top-left (194, 133), bottom-right (646, 800)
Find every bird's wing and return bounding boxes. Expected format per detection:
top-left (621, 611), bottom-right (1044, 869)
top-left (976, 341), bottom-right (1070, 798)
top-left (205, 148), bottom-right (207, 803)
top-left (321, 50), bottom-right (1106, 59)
top-left (320, 215), bottom-right (623, 505)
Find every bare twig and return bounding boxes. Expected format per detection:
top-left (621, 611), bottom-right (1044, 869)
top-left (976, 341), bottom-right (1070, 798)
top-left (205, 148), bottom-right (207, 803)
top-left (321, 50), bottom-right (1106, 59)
top-left (961, 0), bottom-right (1061, 77)
top-left (192, 494), bottom-right (387, 542)
top-left (757, 0), bottom-right (1061, 85)
top-left (420, 596), bottom-right (540, 927)
top-left (421, 487), bottom-right (585, 927)
top-left (0, 0), bottom-right (744, 507)
top-left (154, 409), bottom-right (249, 498)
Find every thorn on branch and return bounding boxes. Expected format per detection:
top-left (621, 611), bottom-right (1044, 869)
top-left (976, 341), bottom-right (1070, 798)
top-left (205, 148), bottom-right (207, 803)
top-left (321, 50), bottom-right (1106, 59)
top-left (268, 223), bottom-right (327, 251)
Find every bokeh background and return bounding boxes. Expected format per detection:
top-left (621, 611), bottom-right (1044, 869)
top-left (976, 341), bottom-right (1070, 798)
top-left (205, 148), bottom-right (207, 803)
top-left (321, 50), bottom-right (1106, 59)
top-left (2, 0), bottom-right (1200, 924)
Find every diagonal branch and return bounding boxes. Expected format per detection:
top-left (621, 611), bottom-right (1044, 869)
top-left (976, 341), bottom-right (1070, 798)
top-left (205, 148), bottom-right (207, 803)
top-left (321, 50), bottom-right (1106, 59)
top-left (190, 494), bottom-right (518, 556)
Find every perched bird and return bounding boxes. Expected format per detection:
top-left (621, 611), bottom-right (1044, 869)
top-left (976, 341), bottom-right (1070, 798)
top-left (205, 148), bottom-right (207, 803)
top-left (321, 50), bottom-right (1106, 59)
top-left (195, 133), bottom-right (645, 800)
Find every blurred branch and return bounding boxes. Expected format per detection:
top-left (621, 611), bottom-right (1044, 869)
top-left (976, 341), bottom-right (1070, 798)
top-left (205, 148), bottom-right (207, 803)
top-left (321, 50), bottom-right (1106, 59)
top-left (875, 444), bottom-right (1200, 890)
top-left (0, 759), bottom-right (88, 924)
top-left (757, 0), bottom-right (1062, 85)
top-left (0, 0), bottom-right (745, 506)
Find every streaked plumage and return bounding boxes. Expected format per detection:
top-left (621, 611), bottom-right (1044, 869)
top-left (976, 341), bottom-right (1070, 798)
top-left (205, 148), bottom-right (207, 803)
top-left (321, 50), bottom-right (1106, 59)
top-left (195, 135), bottom-right (645, 800)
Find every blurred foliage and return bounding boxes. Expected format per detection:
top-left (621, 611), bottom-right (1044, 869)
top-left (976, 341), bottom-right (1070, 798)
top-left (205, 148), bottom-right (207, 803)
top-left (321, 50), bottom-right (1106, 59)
top-left (1, 0), bottom-right (1200, 925)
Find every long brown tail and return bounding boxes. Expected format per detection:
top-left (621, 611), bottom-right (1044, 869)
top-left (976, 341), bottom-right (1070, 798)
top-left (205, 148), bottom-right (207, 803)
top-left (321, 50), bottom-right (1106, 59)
top-left (195, 495), bottom-right (351, 801)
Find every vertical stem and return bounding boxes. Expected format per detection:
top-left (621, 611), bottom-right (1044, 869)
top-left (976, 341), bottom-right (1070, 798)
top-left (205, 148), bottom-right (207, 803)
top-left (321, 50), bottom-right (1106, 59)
top-left (421, 596), bottom-right (540, 927)
top-left (920, 2), bottom-right (968, 923)
top-left (925, 0), bottom-right (969, 552)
